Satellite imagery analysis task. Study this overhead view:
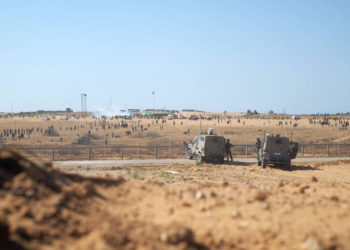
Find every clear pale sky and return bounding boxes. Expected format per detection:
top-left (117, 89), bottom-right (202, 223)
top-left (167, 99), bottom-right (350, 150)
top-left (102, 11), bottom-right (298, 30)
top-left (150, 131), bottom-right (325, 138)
top-left (1, 1), bottom-right (349, 114)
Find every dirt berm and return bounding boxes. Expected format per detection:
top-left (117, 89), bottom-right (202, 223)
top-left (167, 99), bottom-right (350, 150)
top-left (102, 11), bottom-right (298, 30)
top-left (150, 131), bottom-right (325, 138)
top-left (1, 147), bottom-right (350, 250)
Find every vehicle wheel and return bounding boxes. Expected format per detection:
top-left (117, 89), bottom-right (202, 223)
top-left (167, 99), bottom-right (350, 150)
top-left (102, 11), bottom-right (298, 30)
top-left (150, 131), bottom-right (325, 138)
top-left (186, 150), bottom-right (193, 159)
top-left (262, 158), bottom-right (267, 168)
top-left (198, 154), bottom-right (203, 163)
top-left (257, 161), bottom-right (261, 166)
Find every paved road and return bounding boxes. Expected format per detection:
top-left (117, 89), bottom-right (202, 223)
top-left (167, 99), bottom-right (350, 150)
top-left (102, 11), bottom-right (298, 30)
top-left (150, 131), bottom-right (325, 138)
top-left (54, 157), bottom-right (350, 167)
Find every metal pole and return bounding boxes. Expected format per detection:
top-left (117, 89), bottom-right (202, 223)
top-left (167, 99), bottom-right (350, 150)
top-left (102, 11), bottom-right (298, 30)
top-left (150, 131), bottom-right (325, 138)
top-left (137, 134), bottom-right (139, 159)
top-left (51, 149), bottom-right (54, 161)
top-left (326, 144), bottom-right (329, 157)
top-left (245, 145), bottom-right (248, 158)
top-left (302, 144), bottom-right (304, 157)
top-left (121, 148), bottom-right (124, 160)
top-left (88, 147), bottom-right (91, 160)
top-left (338, 129), bottom-right (340, 157)
top-left (154, 146), bottom-right (158, 159)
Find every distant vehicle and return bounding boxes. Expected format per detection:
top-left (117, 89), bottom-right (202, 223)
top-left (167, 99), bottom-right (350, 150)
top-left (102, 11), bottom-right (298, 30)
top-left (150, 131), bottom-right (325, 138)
top-left (186, 129), bottom-right (225, 163)
top-left (292, 115), bottom-right (301, 120)
top-left (60, 116), bottom-right (68, 120)
top-left (189, 115), bottom-right (199, 120)
top-left (177, 114), bottom-right (186, 119)
top-left (167, 114), bottom-right (176, 120)
top-left (42, 116), bottom-right (50, 121)
top-left (256, 134), bottom-right (298, 170)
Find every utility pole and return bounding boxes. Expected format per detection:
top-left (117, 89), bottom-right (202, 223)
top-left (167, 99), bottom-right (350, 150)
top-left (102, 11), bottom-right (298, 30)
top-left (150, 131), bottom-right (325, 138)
top-left (338, 128), bottom-right (340, 156)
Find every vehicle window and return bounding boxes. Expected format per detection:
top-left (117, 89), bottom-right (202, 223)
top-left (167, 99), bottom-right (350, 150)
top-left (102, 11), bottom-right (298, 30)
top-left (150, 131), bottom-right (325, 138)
top-left (200, 136), bottom-right (204, 142)
top-left (275, 139), bottom-right (283, 144)
top-left (193, 138), bottom-right (198, 144)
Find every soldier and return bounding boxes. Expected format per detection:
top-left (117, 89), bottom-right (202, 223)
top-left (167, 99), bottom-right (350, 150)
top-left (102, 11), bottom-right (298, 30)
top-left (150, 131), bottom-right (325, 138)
top-left (255, 138), bottom-right (261, 157)
top-left (255, 138), bottom-right (261, 150)
top-left (225, 139), bottom-right (233, 162)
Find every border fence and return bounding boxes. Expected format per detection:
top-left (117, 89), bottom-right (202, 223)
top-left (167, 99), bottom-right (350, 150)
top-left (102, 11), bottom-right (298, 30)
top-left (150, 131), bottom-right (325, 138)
top-left (9, 143), bottom-right (350, 161)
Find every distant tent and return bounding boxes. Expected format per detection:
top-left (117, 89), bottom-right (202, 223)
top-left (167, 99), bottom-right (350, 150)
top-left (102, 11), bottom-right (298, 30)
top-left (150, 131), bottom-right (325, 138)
top-left (142, 112), bottom-right (153, 116)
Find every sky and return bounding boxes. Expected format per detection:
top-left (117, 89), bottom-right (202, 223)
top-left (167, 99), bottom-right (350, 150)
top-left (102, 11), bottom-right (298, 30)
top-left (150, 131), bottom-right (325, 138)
top-left (0, 1), bottom-right (349, 114)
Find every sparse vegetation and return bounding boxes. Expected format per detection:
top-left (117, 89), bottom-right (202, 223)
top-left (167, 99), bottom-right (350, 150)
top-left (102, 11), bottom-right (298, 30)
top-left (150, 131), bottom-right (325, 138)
top-left (132, 170), bottom-right (145, 180)
top-left (181, 175), bottom-right (193, 182)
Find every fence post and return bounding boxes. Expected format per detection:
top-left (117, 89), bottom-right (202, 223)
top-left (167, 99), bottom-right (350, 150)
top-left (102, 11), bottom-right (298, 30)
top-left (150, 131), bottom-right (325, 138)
top-left (245, 145), bottom-right (248, 158)
top-left (326, 144), bottom-right (329, 157)
top-left (154, 146), bottom-right (158, 159)
top-left (51, 149), bottom-right (55, 161)
top-left (338, 144), bottom-right (340, 157)
top-left (312, 144), bottom-right (314, 157)
top-left (302, 144), bottom-right (304, 157)
top-left (121, 148), bottom-right (124, 160)
top-left (137, 145), bottom-right (139, 159)
top-left (88, 147), bottom-right (91, 160)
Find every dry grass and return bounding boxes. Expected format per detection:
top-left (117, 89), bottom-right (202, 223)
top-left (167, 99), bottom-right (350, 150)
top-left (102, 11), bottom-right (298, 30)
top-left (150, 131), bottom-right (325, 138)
top-left (1, 112), bottom-right (349, 147)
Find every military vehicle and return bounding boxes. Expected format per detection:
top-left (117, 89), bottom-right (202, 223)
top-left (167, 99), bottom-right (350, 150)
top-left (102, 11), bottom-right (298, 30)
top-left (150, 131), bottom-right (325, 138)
top-left (186, 128), bottom-right (225, 163)
top-left (256, 134), bottom-right (298, 170)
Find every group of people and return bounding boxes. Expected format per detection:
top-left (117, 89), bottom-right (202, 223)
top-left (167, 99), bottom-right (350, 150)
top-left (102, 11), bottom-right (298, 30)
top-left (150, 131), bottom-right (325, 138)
top-left (308, 116), bottom-right (350, 128)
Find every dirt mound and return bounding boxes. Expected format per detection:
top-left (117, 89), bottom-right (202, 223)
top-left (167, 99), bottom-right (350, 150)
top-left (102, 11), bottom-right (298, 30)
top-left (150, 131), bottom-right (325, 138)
top-left (0, 148), bottom-right (123, 249)
top-left (314, 160), bottom-right (350, 168)
top-left (0, 148), bottom-right (206, 250)
top-left (74, 133), bottom-right (101, 145)
top-left (44, 126), bottom-right (59, 137)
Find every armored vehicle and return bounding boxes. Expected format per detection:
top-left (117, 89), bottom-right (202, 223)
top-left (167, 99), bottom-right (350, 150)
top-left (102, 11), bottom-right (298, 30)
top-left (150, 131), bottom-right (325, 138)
top-left (186, 129), bottom-right (225, 163)
top-left (257, 134), bottom-right (298, 170)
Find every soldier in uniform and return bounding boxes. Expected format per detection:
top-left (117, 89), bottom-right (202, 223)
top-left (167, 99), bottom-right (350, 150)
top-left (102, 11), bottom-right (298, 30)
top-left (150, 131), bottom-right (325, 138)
top-left (255, 138), bottom-right (261, 158)
top-left (255, 138), bottom-right (261, 150)
top-left (225, 139), bottom-right (233, 162)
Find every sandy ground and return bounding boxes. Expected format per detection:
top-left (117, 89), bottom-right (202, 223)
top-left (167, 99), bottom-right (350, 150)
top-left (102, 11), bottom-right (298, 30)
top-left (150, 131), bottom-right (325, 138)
top-left (54, 160), bottom-right (350, 187)
top-left (1, 113), bottom-right (349, 148)
top-left (2, 147), bottom-right (350, 250)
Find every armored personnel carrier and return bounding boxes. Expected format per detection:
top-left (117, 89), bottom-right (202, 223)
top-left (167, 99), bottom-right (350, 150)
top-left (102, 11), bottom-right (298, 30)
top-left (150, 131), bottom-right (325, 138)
top-left (186, 128), bottom-right (225, 163)
top-left (256, 134), bottom-right (298, 170)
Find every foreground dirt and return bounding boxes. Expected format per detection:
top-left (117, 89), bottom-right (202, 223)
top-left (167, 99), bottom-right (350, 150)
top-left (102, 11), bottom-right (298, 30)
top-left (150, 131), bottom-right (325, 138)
top-left (1, 148), bottom-right (350, 250)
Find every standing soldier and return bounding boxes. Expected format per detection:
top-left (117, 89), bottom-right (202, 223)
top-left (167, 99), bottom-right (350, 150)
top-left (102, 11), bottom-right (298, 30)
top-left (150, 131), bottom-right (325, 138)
top-left (225, 139), bottom-right (233, 162)
top-left (255, 138), bottom-right (261, 158)
top-left (255, 138), bottom-right (261, 150)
